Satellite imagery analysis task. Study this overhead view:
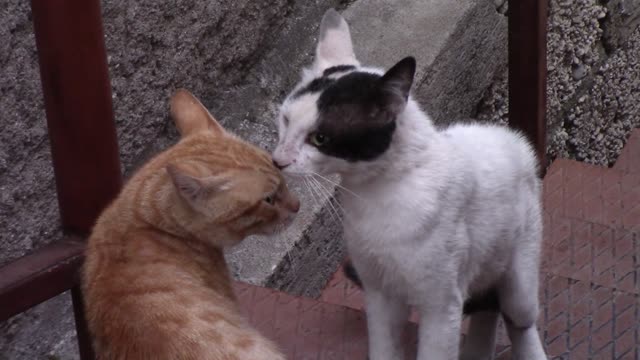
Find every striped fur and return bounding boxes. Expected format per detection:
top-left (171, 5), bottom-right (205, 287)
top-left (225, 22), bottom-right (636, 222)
top-left (82, 89), bottom-right (298, 360)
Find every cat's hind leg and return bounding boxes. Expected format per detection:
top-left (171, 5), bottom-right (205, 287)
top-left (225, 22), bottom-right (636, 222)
top-left (459, 311), bottom-right (499, 360)
top-left (504, 321), bottom-right (546, 360)
top-left (497, 245), bottom-right (546, 359)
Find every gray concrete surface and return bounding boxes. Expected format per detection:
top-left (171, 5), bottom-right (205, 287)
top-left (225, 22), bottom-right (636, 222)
top-left (476, 0), bottom-right (640, 165)
top-left (345, 0), bottom-right (507, 124)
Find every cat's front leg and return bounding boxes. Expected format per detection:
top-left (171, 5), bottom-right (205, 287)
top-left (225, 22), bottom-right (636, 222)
top-left (364, 288), bottom-right (409, 360)
top-left (416, 293), bottom-right (463, 360)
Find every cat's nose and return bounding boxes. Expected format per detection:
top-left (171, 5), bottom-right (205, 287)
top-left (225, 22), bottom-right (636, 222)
top-left (272, 158), bottom-right (289, 170)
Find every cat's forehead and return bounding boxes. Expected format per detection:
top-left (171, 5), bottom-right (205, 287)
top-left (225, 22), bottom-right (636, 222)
top-left (291, 65), bottom-right (357, 98)
top-left (181, 132), bottom-right (278, 175)
top-left (281, 92), bottom-right (320, 131)
top-left (284, 65), bottom-right (385, 113)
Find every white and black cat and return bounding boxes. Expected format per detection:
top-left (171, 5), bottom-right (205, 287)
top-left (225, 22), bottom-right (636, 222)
top-left (272, 9), bottom-right (547, 360)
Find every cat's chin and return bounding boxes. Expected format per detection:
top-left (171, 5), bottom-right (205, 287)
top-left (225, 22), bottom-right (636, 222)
top-left (257, 216), bottom-right (296, 236)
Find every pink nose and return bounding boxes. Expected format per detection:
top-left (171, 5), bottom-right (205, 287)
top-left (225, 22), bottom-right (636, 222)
top-left (272, 158), bottom-right (292, 170)
top-left (272, 158), bottom-right (286, 170)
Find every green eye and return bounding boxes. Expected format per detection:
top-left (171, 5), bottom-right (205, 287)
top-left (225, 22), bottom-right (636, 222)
top-left (309, 132), bottom-right (329, 147)
top-left (264, 195), bottom-right (276, 205)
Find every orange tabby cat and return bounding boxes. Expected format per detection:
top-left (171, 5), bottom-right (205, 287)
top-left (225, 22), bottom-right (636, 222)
top-left (82, 89), bottom-right (299, 360)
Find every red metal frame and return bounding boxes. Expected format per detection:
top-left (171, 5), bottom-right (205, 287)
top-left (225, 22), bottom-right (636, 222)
top-left (0, 0), bottom-right (121, 357)
top-left (0, 1), bottom-right (548, 358)
top-left (32, 0), bottom-right (122, 235)
top-left (31, 0), bottom-right (122, 356)
top-left (508, 0), bottom-right (549, 177)
top-left (0, 238), bottom-right (84, 321)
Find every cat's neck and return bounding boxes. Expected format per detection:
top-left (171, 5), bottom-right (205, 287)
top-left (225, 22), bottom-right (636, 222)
top-left (90, 168), bottom-right (236, 299)
top-left (137, 170), bottom-right (241, 246)
top-left (341, 99), bottom-right (441, 187)
top-left (103, 169), bottom-right (237, 251)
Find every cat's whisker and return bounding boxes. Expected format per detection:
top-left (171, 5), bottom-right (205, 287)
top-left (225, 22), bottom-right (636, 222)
top-left (301, 177), bottom-right (316, 205)
top-left (310, 171), bottom-right (364, 201)
top-left (309, 177), bottom-right (347, 223)
top-left (310, 177), bottom-right (346, 214)
top-left (310, 177), bottom-right (344, 225)
top-left (303, 177), bottom-right (324, 214)
top-left (308, 178), bottom-right (341, 225)
top-left (305, 176), bottom-right (338, 225)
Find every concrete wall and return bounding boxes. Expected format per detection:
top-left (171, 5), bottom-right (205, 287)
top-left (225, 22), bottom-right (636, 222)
top-left (477, 0), bottom-right (640, 166)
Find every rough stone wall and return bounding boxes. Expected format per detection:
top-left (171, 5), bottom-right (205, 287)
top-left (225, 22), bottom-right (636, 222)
top-left (476, 0), bottom-right (640, 166)
top-left (0, 0), bottom-right (347, 357)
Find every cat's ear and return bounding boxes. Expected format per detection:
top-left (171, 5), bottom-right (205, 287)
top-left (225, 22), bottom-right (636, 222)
top-left (379, 57), bottom-right (416, 116)
top-left (313, 9), bottom-right (359, 73)
top-left (170, 89), bottom-right (225, 137)
top-left (166, 165), bottom-right (232, 205)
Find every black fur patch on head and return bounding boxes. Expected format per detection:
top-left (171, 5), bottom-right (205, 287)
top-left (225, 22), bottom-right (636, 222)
top-left (292, 65), bottom-right (356, 99)
top-left (312, 71), bottom-right (397, 162)
top-left (293, 77), bottom-right (336, 99)
top-left (323, 64), bottom-right (356, 77)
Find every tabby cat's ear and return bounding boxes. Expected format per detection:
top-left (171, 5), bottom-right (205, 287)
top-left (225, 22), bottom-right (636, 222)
top-left (169, 89), bottom-right (225, 137)
top-left (166, 165), bottom-right (232, 205)
top-left (379, 57), bottom-right (416, 116)
top-left (313, 9), bottom-right (359, 73)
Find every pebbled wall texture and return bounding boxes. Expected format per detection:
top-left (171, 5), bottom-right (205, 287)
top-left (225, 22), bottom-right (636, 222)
top-left (477, 0), bottom-right (640, 166)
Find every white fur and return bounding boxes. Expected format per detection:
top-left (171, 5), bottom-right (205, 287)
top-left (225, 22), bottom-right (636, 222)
top-left (313, 8), bottom-right (360, 72)
top-left (273, 9), bottom-right (547, 360)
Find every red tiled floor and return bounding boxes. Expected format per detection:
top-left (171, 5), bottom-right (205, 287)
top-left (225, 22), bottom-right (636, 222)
top-left (233, 281), bottom-right (418, 359)
top-left (613, 129), bottom-right (640, 174)
top-left (538, 275), bottom-right (640, 359)
top-left (543, 217), bottom-right (640, 294)
top-left (319, 260), bottom-right (365, 312)
top-left (543, 159), bottom-right (640, 230)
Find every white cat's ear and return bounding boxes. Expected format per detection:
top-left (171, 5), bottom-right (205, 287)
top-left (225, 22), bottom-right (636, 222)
top-left (170, 89), bottom-right (225, 137)
top-left (313, 9), bottom-right (359, 73)
top-left (380, 57), bottom-right (416, 116)
top-left (167, 165), bottom-right (232, 205)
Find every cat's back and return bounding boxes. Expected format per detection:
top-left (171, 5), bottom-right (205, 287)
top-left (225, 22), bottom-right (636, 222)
top-left (82, 88), bottom-right (293, 360)
top-left (85, 226), bottom-right (284, 360)
top-left (442, 122), bottom-right (539, 188)
top-left (82, 161), bottom-right (279, 360)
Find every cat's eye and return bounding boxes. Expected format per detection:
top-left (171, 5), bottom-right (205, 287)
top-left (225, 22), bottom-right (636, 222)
top-left (309, 132), bottom-right (329, 147)
top-left (264, 194), bottom-right (276, 205)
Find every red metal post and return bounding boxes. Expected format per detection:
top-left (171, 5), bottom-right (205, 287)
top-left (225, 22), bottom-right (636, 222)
top-left (31, 0), bottom-right (122, 236)
top-left (508, 0), bottom-right (549, 177)
top-left (31, 0), bottom-right (122, 358)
